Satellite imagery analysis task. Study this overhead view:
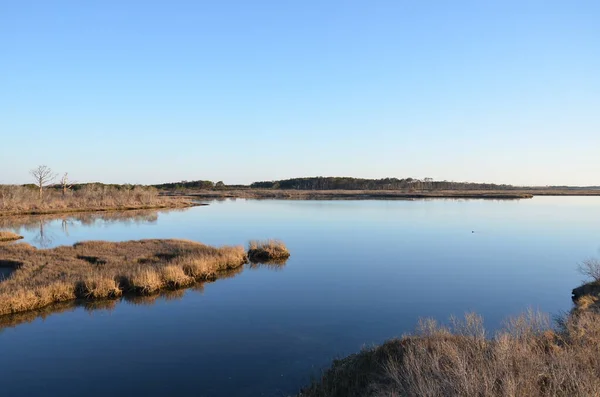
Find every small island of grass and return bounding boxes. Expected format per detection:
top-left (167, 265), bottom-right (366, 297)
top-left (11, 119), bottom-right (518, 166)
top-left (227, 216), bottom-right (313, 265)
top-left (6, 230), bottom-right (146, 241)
top-left (0, 239), bottom-right (268, 316)
top-left (248, 240), bottom-right (291, 263)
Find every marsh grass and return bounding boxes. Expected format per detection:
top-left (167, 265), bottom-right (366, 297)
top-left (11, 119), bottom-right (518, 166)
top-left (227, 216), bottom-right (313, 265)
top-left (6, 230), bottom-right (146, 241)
top-left (0, 185), bottom-right (194, 216)
top-left (0, 239), bottom-right (248, 316)
top-left (172, 188), bottom-right (542, 200)
top-left (0, 231), bottom-right (23, 242)
top-left (298, 308), bottom-right (600, 397)
top-left (248, 240), bottom-right (290, 262)
top-left (0, 264), bottom-right (256, 331)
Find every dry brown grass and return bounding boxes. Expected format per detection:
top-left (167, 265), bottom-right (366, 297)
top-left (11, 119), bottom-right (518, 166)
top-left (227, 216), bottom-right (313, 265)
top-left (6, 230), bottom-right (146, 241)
top-left (0, 231), bottom-right (23, 242)
top-left (173, 189), bottom-right (538, 200)
top-left (0, 185), bottom-right (195, 216)
top-left (248, 239), bottom-right (291, 262)
top-left (575, 294), bottom-right (598, 310)
top-left (299, 308), bottom-right (600, 397)
top-left (0, 239), bottom-right (248, 316)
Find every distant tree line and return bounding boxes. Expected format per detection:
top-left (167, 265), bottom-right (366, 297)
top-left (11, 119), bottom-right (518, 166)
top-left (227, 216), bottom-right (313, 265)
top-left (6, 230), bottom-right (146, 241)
top-left (12, 169), bottom-right (596, 194)
top-left (250, 177), bottom-right (515, 191)
top-left (152, 180), bottom-right (220, 190)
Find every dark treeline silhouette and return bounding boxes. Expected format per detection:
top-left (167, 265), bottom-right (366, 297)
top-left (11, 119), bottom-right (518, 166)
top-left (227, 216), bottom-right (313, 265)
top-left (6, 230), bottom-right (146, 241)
top-left (9, 178), bottom-right (600, 193)
top-left (250, 177), bottom-right (515, 191)
top-left (152, 180), bottom-right (216, 190)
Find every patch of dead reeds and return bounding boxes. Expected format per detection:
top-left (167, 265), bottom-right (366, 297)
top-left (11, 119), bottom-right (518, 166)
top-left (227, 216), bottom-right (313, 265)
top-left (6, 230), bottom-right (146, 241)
top-left (0, 239), bottom-right (248, 315)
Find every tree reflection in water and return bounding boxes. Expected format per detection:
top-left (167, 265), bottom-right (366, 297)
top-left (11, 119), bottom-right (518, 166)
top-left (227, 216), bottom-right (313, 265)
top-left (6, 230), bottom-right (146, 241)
top-left (0, 209), bottom-right (176, 248)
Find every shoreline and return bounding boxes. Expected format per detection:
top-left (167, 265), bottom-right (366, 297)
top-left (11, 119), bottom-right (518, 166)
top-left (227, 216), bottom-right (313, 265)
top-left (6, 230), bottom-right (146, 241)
top-left (0, 202), bottom-right (203, 218)
top-left (297, 282), bottom-right (600, 396)
top-left (3, 189), bottom-right (599, 217)
top-left (164, 188), bottom-right (600, 201)
top-left (166, 189), bottom-right (536, 200)
top-left (0, 267), bottom-right (245, 331)
top-left (0, 239), bottom-right (288, 317)
top-left (0, 239), bottom-right (249, 316)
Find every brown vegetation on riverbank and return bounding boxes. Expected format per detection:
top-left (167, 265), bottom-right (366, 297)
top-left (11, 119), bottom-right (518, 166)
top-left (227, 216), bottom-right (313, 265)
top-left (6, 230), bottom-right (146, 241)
top-left (0, 239), bottom-right (248, 315)
top-left (167, 189), bottom-right (536, 200)
top-left (299, 307), bottom-right (600, 397)
top-left (0, 185), bottom-right (196, 216)
top-left (0, 231), bottom-right (23, 242)
top-left (301, 259), bottom-right (600, 397)
top-left (163, 187), bottom-right (600, 201)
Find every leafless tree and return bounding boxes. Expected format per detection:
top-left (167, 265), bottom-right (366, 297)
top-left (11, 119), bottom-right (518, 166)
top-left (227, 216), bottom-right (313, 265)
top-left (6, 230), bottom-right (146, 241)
top-left (60, 173), bottom-right (74, 197)
top-left (30, 165), bottom-right (57, 200)
top-left (578, 258), bottom-right (600, 282)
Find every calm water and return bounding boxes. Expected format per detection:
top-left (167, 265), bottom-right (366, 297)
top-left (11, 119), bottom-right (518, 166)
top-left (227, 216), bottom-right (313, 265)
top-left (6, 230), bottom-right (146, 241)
top-left (1, 197), bottom-right (600, 396)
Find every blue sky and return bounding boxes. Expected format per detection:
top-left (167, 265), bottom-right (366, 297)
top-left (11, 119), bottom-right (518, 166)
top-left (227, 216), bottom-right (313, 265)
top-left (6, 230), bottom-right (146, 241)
top-left (1, 1), bottom-right (598, 186)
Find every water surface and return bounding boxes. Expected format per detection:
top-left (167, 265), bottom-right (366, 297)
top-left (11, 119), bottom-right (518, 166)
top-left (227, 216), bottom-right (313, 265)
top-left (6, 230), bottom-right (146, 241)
top-left (1, 197), bottom-right (599, 396)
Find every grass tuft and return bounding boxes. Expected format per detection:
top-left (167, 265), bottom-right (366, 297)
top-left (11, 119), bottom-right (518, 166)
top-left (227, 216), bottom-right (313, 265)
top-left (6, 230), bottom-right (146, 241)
top-left (248, 240), bottom-right (290, 263)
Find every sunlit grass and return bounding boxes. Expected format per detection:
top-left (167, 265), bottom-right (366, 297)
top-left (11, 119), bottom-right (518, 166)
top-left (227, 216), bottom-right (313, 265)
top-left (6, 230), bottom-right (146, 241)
top-left (248, 239), bottom-right (290, 262)
top-left (0, 239), bottom-right (249, 315)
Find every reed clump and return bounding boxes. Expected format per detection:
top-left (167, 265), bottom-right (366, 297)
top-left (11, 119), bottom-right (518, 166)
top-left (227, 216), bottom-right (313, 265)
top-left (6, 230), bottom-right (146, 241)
top-left (0, 239), bottom-right (248, 315)
top-left (248, 240), bottom-right (290, 262)
top-left (0, 231), bottom-right (23, 242)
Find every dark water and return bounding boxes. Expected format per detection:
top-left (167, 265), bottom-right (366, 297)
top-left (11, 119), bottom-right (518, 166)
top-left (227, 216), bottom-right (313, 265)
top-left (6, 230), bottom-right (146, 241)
top-left (1, 197), bottom-right (600, 397)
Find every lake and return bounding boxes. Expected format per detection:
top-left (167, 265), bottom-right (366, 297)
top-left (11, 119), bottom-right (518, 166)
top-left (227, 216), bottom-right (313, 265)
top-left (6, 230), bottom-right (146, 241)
top-left (1, 197), bottom-right (599, 396)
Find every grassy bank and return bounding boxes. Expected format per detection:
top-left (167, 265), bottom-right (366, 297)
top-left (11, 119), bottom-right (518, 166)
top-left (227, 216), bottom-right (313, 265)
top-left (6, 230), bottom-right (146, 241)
top-left (0, 185), bottom-right (197, 217)
top-left (0, 239), bottom-right (250, 316)
top-left (0, 268), bottom-right (248, 331)
top-left (164, 187), bottom-right (600, 201)
top-left (167, 189), bottom-right (536, 200)
top-left (299, 309), bottom-right (600, 397)
top-left (299, 277), bottom-right (600, 397)
top-left (0, 231), bottom-right (23, 242)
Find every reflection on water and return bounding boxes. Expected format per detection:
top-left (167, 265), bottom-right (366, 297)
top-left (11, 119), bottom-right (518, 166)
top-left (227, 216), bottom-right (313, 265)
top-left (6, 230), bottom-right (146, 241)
top-left (0, 209), bottom-right (180, 248)
top-left (2, 198), bottom-right (600, 397)
top-left (249, 259), bottom-right (289, 271)
top-left (0, 262), bottom-right (285, 332)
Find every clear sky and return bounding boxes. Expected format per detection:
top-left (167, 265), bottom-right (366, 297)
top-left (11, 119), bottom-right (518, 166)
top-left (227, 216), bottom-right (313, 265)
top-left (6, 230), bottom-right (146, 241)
top-left (1, 1), bottom-right (599, 186)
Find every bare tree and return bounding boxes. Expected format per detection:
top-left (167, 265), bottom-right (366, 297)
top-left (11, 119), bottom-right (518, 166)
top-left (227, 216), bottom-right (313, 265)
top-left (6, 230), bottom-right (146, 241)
top-left (578, 258), bottom-right (600, 282)
top-left (60, 172), bottom-right (74, 197)
top-left (30, 165), bottom-right (57, 200)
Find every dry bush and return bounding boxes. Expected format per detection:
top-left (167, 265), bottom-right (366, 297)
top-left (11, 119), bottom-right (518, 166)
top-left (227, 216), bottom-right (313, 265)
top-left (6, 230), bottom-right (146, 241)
top-left (299, 310), bottom-right (600, 397)
top-left (248, 239), bottom-right (290, 262)
top-left (575, 295), bottom-right (598, 310)
top-left (0, 239), bottom-right (249, 315)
